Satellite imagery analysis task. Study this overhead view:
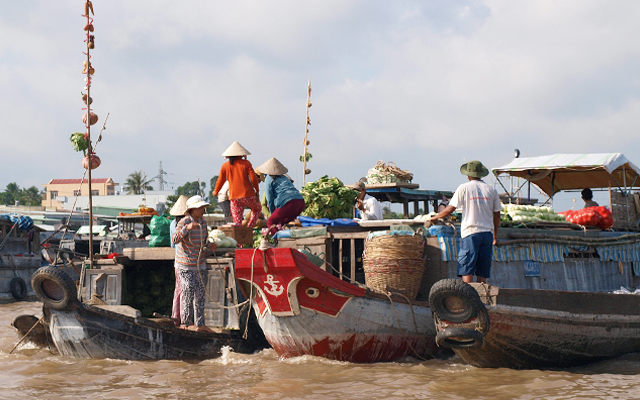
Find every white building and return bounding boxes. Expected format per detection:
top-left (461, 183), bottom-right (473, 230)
top-left (56, 191), bottom-right (175, 215)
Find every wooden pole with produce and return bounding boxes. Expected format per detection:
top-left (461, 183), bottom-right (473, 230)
top-left (83, 1), bottom-right (97, 268)
top-left (301, 77), bottom-right (312, 186)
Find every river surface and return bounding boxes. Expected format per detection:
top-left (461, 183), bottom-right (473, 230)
top-left (1, 301), bottom-right (639, 400)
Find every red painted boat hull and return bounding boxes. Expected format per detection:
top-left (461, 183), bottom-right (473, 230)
top-left (235, 248), bottom-right (445, 363)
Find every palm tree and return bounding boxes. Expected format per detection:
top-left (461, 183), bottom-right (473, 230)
top-left (123, 171), bottom-right (154, 194)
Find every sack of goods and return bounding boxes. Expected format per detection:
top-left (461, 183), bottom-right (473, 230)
top-left (149, 215), bottom-right (171, 247)
top-left (366, 160), bottom-right (414, 185)
top-left (559, 206), bottom-right (614, 229)
top-left (362, 230), bottom-right (426, 300)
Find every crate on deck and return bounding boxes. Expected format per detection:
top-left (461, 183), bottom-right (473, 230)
top-left (219, 225), bottom-right (254, 245)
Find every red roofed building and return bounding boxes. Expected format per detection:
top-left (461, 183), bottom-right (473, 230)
top-left (42, 178), bottom-right (119, 208)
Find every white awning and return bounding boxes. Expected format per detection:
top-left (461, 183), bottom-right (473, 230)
top-left (492, 153), bottom-right (640, 196)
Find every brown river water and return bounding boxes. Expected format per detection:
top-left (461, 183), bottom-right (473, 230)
top-left (1, 301), bottom-right (639, 400)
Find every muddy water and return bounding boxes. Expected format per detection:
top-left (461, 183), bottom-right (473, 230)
top-left (1, 301), bottom-right (639, 400)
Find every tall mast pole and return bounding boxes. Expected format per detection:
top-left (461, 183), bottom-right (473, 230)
top-left (302, 77), bottom-right (311, 186)
top-left (83, 1), bottom-right (96, 267)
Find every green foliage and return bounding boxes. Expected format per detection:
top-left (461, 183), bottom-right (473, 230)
top-left (123, 171), bottom-right (154, 195)
top-left (299, 152), bottom-right (313, 162)
top-left (382, 206), bottom-right (404, 220)
top-left (170, 180), bottom-right (216, 212)
top-left (70, 132), bottom-right (89, 154)
top-left (0, 183), bottom-right (43, 206)
top-left (176, 181), bottom-right (205, 198)
top-left (209, 175), bottom-right (218, 208)
top-left (300, 175), bottom-right (358, 219)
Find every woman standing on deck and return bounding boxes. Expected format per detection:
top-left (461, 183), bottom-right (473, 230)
top-left (171, 195), bottom-right (217, 332)
top-left (258, 157), bottom-right (305, 236)
top-left (212, 141), bottom-right (262, 227)
top-left (169, 195), bottom-right (188, 325)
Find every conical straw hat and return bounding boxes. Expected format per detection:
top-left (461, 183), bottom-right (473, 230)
top-left (221, 141), bottom-right (251, 157)
top-left (258, 158), bottom-right (288, 176)
top-left (169, 195), bottom-right (188, 216)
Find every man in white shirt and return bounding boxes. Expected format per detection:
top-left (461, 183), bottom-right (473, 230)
top-left (431, 160), bottom-right (501, 283)
top-left (354, 182), bottom-right (383, 220)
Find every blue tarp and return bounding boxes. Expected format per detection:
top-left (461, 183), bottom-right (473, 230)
top-left (0, 214), bottom-right (34, 231)
top-left (297, 216), bottom-right (358, 227)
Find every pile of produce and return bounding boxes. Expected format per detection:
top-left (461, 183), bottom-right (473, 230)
top-left (559, 206), bottom-right (614, 229)
top-left (413, 212), bottom-right (436, 222)
top-left (118, 207), bottom-right (159, 217)
top-left (366, 161), bottom-right (413, 184)
top-left (300, 176), bottom-right (358, 219)
top-left (208, 229), bottom-right (238, 248)
top-left (123, 264), bottom-right (174, 317)
top-left (501, 204), bottom-right (566, 223)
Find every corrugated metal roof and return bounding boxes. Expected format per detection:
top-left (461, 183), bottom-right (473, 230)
top-left (47, 178), bottom-right (115, 185)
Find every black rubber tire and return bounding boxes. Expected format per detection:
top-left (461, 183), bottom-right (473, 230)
top-left (31, 266), bottom-right (78, 311)
top-left (436, 327), bottom-right (484, 349)
top-left (10, 277), bottom-right (28, 300)
top-left (429, 279), bottom-right (482, 323)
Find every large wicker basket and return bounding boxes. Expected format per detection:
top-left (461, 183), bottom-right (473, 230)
top-left (362, 234), bottom-right (426, 300)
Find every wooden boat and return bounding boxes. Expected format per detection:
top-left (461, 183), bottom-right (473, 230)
top-left (428, 278), bottom-right (640, 369)
top-left (0, 215), bottom-right (42, 302)
top-left (234, 247), bottom-right (451, 363)
top-left (17, 263), bottom-right (267, 360)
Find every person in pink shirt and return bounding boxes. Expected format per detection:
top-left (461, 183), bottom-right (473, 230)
top-left (171, 195), bottom-right (217, 332)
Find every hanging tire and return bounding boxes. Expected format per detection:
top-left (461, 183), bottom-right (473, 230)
top-left (429, 279), bottom-right (482, 323)
top-left (31, 266), bottom-right (78, 311)
top-left (10, 277), bottom-right (27, 300)
top-left (436, 327), bottom-right (484, 349)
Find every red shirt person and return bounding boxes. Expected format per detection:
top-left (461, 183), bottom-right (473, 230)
top-left (213, 141), bottom-right (262, 227)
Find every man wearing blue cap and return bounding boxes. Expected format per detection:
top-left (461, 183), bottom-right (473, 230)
top-left (430, 160), bottom-right (501, 283)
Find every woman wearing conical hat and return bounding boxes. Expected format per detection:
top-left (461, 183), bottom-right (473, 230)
top-left (212, 141), bottom-right (262, 227)
top-left (257, 157), bottom-right (305, 236)
top-left (168, 195), bottom-right (188, 325)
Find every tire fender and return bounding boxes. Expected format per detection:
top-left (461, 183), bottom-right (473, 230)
top-left (31, 266), bottom-right (79, 311)
top-left (436, 327), bottom-right (484, 349)
top-left (429, 279), bottom-right (483, 323)
top-left (10, 277), bottom-right (27, 300)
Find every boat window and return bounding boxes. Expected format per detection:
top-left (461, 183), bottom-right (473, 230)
top-left (565, 247), bottom-right (600, 259)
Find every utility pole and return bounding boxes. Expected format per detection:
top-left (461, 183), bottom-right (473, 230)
top-left (155, 161), bottom-right (168, 190)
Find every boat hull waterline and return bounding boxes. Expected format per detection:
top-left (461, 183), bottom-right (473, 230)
top-left (236, 247), bottom-right (447, 363)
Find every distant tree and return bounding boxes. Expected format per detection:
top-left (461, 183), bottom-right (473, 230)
top-left (0, 183), bottom-right (42, 206)
top-left (123, 171), bottom-right (154, 194)
top-left (209, 175), bottom-right (219, 207)
top-left (0, 183), bottom-right (19, 205)
top-left (176, 181), bottom-right (205, 198)
top-left (166, 180), bottom-right (210, 213)
top-left (382, 205), bottom-right (404, 220)
top-left (19, 186), bottom-right (43, 206)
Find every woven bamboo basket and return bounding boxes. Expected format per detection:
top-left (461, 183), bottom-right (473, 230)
top-left (362, 234), bottom-right (426, 300)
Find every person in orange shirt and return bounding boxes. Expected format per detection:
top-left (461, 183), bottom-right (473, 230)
top-left (212, 141), bottom-right (262, 227)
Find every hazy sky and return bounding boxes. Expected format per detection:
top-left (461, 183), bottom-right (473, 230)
top-left (2, 1), bottom-right (639, 211)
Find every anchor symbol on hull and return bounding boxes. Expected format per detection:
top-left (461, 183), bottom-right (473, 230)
top-left (263, 274), bottom-right (284, 296)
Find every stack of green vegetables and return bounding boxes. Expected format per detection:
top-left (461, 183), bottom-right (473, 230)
top-left (123, 264), bottom-right (174, 317)
top-left (300, 176), bottom-right (358, 219)
top-left (501, 204), bottom-right (566, 223)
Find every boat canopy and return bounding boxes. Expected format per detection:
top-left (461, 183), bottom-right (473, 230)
top-left (492, 153), bottom-right (640, 197)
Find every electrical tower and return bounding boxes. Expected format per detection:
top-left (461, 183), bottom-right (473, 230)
top-left (154, 161), bottom-right (169, 190)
